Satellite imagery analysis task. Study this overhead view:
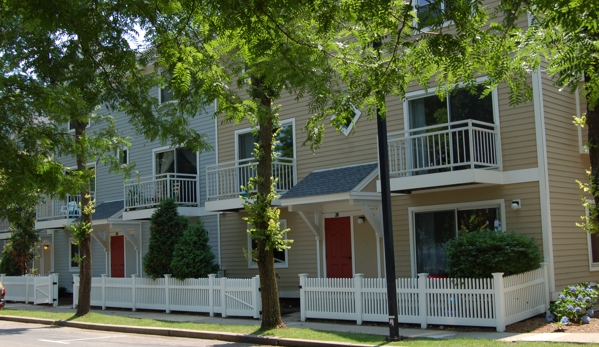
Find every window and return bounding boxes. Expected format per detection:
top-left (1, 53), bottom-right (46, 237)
top-left (411, 201), bottom-right (503, 276)
top-left (248, 219), bottom-right (288, 268)
top-left (153, 147), bottom-right (197, 203)
top-left (235, 120), bottom-right (295, 191)
top-left (415, 0), bottom-right (446, 29)
top-left (585, 203), bottom-right (599, 271)
top-left (160, 85), bottom-right (174, 103)
top-left (69, 239), bottom-right (80, 271)
top-left (406, 84), bottom-right (496, 175)
top-left (68, 119), bottom-right (92, 132)
top-left (331, 107), bottom-right (361, 136)
top-left (118, 148), bottom-right (129, 165)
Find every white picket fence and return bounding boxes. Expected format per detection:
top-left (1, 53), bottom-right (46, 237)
top-left (73, 274), bottom-right (261, 318)
top-left (298, 263), bottom-right (549, 332)
top-left (0, 274), bottom-right (59, 307)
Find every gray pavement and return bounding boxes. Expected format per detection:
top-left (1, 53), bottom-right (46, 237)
top-left (1, 303), bottom-right (599, 346)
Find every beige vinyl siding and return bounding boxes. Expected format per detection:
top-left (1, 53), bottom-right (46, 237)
top-left (218, 210), bottom-right (318, 295)
top-left (540, 73), bottom-right (594, 289)
top-left (352, 215), bottom-right (380, 277)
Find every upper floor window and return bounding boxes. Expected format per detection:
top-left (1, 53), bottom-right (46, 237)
top-left (331, 107), bottom-right (361, 137)
top-left (118, 148), bottom-right (129, 165)
top-left (68, 119), bottom-right (92, 132)
top-left (154, 148), bottom-right (197, 178)
top-left (236, 120), bottom-right (295, 161)
top-left (415, 0), bottom-right (446, 29)
top-left (408, 85), bottom-right (494, 130)
top-left (160, 85), bottom-right (174, 104)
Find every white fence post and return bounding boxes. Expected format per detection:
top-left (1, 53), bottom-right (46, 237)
top-left (32, 276), bottom-right (37, 304)
top-left (208, 274), bottom-right (215, 317)
top-left (52, 274), bottom-right (59, 307)
top-left (418, 273), bottom-right (428, 329)
top-left (355, 274), bottom-right (364, 325)
top-left (131, 275), bottom-right (137, 312)
top-left (299, 274), bottom-right (307, 322)
top-left (252, 275), bottom-right (260, 319)
top-left (221, 277), bottom-right (227, 318)
top-left (164, 274), bottom-right (171, 314)
top-left (101, 274), bottom-right (107, 310)
top-left (493, 272), bottom-right (506, 332)
top-left (25, 275), bottom-right (30, 304)
top-left (72, 274), bottom-right (79, 309)
top-left (541, 262), bottom-right (549, 310)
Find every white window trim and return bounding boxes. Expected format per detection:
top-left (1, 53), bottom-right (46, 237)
top-left (118, 147), bottom-right (130, 166)
top-left (330, 107), bottom-right (361, 136)
top-left (412, 0), bottom-right (451, 33)
top-left (403, 76), bottom-right (499, 131)
top-left (408, 199), bottom-right (507, 277)
top-left (151, 146), bottom-right (199, 178)
top-left (234, 118), bottom-right (297, 162)
top-left (69, 237), bottom-right (80, 272)
top-left (247, 219), bottom-right (289, 269)
top-left (67, 119), bottom-right (92, 132)
top-left (584, 203), bottom-right (599, 271)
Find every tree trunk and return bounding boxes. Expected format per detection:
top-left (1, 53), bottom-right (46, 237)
top-left (74, 120), bottom-right (92, 316)
top-left (252, 77), bottom-right (287, 330)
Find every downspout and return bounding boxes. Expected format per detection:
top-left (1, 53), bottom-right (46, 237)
top-left (532, 69), bottom-right (556, 298)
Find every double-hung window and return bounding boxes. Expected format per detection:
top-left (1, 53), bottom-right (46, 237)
top-left (69, 238), bottom-right (80, 271)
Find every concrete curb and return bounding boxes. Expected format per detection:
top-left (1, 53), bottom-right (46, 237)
top-left (0, 315), bottom-right (375, 347)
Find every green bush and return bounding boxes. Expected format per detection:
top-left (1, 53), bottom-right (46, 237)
top-left (444, 230), bottom-right (542, 278)
top-left (171, 221), bottom-right (219, 280)
top-left (143, 199), bottom-right (189, 279)
top-left (549, 283), bottom-right (598, 325)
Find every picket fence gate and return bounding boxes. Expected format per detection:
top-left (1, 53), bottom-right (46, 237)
top-left (299, 263), bottom-right (549, 332)
top-left (0, 273), bottom-right (59, 307)
top-left (73, 274), bottom-right (261, 318)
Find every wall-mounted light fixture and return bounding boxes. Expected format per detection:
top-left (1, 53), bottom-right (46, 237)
top-left (334, 212), bottom-right (339, 217)
top-left (43, 244), bottom-right (50, 250)
top-left (357, 216), bottom-right (365, 224)
top-left (511, 199), bottom-right (522, 211)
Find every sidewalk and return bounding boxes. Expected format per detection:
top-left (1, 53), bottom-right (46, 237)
top-left (2, 303), bottom-right (599, 345)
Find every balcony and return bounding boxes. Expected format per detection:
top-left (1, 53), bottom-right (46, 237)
top-left (205, 157), bottom-right (296, 212)
top-left (123, 173), bottom-right (200, 220)
top-left (35, 194), bottom-right (83, 229)
top-left (385, 120), bottom-right (502, 193)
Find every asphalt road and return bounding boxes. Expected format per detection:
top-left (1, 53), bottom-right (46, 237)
top-left (0, 321), bottom-right (261, 347)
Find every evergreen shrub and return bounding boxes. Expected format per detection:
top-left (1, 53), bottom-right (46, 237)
top-left (444, 230), bottom-right (542, 278)
top-left (171, 221), bottom-right (219, 280)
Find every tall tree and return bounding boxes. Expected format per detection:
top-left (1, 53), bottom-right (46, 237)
top-left (0, 0), bottom-right (211, 316)
top-left (507, 0), bottom-right (599, 233)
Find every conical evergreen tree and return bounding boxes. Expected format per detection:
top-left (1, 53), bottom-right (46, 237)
top-left (143, 198), bottom-right (188, 279)
top-left (171, 221), bottom-right (219, 280)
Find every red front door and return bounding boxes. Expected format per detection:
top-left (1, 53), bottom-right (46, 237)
top-left (110, 235), bottom-right (125, 278)
top-left (325, 217), bottom-right (352, 278)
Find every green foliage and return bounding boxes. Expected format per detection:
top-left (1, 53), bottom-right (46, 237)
top-left (0, 205), bottom-right (39, 275)
top-left (444, 230), bottom-right (542, 278)
top-left (550, 283), bottom-right (599, 325)
top-left (171, 221), bottom-right (219, 280)
top-left (143, 199), bottom-right (188, 279)
top-left (0, 241), bottom-right (21, 276)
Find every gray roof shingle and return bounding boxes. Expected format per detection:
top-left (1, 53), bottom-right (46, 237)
top-left (91, 200), bottom-right (124, 220)
top-left (281, 163), bottom-right (378, 200)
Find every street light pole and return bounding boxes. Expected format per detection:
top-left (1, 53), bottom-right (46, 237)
top-left (374, 39), bottom-right (401, 341)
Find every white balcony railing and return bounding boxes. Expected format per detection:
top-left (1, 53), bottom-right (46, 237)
top-left (387, 119), bottom-right (500, 177)
top-left (36, 194), bottom-right (83, 221)
top-left (206, 157), bottom-right (296, 201)
top-left (124, 173), bottom-right (198, 211)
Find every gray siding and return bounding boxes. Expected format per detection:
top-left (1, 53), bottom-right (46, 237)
top-left (199, 214), bottom-right (220, 266)
top-left (91, 236), bottom-right (107, 277)
top-left (52, 229), bottom-right (76, 293)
